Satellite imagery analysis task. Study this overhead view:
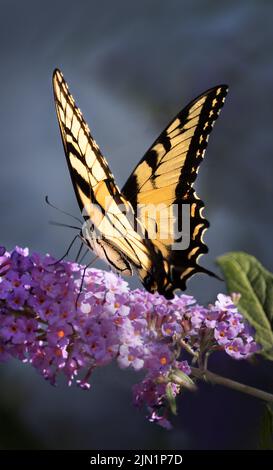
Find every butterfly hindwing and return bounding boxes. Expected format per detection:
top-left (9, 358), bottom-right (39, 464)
top-left (122, 85), bottom-right (228, 297)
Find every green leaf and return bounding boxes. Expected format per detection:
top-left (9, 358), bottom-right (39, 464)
top-left (260, 404), bottom-right (273, 449)
top-left (216, 251), bottom-right (273, 359)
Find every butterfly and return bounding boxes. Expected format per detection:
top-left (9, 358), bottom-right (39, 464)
top-left (52, 68), bottom-right (228, 299)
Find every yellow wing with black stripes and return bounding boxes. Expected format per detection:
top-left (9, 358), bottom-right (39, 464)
top-left (52, 68), bottom-right (150, 276)
top-left (122, 85), bottom-right (228, 298)
top-left (53, 68), bottom-right (228, 299)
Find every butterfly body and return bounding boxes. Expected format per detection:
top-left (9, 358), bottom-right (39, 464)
top-left (53, 69), bottom-right (228, 298)
top-left (79, 227), bottom-right (133, 276)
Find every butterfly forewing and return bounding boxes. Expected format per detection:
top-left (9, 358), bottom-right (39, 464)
top-left (52, 69), bottom-right (151, 274)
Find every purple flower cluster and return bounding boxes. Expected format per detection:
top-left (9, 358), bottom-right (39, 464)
top-left (0, 246), bottom-right (259, 428)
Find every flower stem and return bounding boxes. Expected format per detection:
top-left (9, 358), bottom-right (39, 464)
top-left (180, 339), bottom-right (198, 359)
top-left (191, 367), bottom-right (273, 403)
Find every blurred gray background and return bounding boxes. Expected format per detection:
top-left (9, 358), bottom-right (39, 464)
top-left (0, 0), bottom-right (272, 450)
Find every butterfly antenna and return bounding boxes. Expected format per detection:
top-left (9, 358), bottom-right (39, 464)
top-left (49, 221), bottom-right (81, 231)
top-left (49, 234), bottom-right (79, 265)
top-left (76, 256), bottom-right (99, 308)
top-left (45, 195), bottom-right (82, 224)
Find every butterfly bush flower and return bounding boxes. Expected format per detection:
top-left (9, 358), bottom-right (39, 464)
top-left (0, 246), bottom-right (259, 428)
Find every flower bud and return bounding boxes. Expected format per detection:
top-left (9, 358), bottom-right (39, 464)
top-left (170, 369), bottom-right (197, 391)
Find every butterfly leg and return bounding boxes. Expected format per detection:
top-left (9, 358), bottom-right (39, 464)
top-left (75, 241), bottom-right (84, 263)
top-left (76, 256), bottom-right (99, 308)
top-left (49, 234), bottom-right (79, 265)
top-left (78, 248), bottom-right (89, 265)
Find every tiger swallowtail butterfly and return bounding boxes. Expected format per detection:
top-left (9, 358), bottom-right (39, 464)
top-left (52, 68), bottom-right (228, 299)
